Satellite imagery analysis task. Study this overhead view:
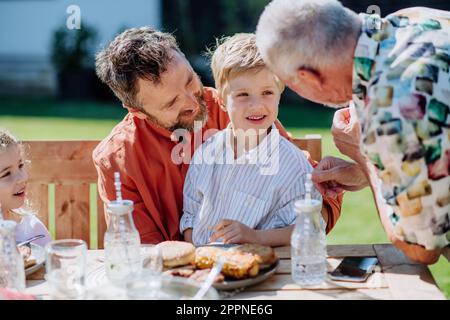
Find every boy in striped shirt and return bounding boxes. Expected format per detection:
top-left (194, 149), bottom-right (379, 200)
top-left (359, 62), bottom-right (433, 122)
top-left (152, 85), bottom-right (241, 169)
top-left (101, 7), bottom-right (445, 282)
top-left (180, 33), bottom-right (328, 246)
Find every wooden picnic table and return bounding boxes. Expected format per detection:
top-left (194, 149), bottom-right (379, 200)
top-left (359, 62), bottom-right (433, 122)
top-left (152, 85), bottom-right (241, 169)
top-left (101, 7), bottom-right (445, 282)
top-left (25, 243), bottom-right (446, 300)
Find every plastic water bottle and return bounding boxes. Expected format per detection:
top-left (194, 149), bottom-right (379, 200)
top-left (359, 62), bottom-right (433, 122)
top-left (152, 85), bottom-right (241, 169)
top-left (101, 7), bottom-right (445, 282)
top-left (104, 172), bottom-right (142, 286)
top-left (291, 174), bottom-right (327, 286)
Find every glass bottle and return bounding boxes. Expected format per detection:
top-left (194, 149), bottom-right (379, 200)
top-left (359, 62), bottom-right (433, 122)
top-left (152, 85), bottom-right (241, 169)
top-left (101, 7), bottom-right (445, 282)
top-left (291, 174), bottom-right (327, 286)
top-left (0, 220), bottom-right (26, 291)
top-left (104, 173), bottom-right (141, 286)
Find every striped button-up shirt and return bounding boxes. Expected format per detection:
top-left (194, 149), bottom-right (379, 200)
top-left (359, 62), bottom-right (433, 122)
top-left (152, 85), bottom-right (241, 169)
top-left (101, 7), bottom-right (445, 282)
top-left (180, 124), bottom-right (321, 246)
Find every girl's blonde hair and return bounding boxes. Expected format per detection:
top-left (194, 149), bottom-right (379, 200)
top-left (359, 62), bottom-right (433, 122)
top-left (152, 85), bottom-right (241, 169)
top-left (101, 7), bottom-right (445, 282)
top-left (0, 128), bottom-right (19, 150)
top-left (0, 128), bottom-right (27, 166)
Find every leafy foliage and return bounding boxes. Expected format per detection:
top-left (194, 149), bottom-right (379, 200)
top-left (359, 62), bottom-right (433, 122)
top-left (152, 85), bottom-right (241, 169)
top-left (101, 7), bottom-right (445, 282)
top-left (50, 23), bottom-right (98, 72)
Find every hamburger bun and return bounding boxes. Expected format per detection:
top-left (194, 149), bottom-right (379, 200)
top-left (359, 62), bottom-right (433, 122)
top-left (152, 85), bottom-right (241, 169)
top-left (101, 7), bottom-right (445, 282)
top-left (157, 241), bottom-right (196, 268)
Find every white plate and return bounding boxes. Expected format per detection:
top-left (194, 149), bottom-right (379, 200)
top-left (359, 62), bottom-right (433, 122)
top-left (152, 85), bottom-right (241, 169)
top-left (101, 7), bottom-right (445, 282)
top-left (85, 267), bottom-right (219, 300)
top-left (25, 243), bottom-right (45, 276)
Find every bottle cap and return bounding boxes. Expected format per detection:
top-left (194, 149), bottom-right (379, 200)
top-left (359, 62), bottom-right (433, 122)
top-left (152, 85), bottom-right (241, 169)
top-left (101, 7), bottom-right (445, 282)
top-left (294, 199), bottom-right (322, 214)
top-left (107, 200), bottom-right (134, 216)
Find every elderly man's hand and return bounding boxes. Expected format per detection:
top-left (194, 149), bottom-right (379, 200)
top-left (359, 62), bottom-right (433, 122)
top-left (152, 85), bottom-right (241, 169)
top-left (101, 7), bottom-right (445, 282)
top-left (332, 105), bottom-right (365, 164)
top-left (312, 156), bottom-right (369, 198)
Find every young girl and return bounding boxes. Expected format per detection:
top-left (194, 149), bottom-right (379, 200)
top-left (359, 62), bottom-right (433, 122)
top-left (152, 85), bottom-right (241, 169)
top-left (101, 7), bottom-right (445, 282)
top-left (0, 129), bottom-right (51, 246)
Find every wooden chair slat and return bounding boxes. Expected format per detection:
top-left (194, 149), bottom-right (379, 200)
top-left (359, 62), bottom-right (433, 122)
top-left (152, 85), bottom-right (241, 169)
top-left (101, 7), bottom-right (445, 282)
top-left (28, 161), bottom-right (98, 184)
top-left (72, 184), bottom-right (91, 244)
top-left (55, 184), bottom-right (90, 244)
top-left (54, 184), bottom-right (75, 240)
top-left (97, 193), bottom-right (107, 249)
top-left (293, 136), bottom-right (322, 162)
top-left (25, 140), bottom-right (100, 159)
top-left (27, 183), bottom-right (49, 228)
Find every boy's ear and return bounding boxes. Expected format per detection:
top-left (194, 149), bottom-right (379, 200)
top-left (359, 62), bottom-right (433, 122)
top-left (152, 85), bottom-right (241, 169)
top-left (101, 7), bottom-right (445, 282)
top-left (123, 104), bottom-right (147, 120)
top-left (296, 67), bottom-right (324, 91)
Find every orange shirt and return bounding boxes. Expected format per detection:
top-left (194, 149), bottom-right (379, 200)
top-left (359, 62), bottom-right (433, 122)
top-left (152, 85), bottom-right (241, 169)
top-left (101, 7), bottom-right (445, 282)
top-left (93, 87), bottom-right (342, 243)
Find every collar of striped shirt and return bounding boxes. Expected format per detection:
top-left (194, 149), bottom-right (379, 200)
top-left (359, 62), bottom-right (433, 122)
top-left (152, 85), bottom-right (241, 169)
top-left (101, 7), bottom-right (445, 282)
top-left (212, 123), bottom-right (280, 166)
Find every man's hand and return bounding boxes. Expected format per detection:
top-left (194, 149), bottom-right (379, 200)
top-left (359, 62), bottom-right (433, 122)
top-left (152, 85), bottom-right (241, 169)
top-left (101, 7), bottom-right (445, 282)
top-left (210, 220), bottom-right (258, 244)
top-left (312, 156), bottom-right (369, 198)
top-left (332, 105), bottom-right (365, 163)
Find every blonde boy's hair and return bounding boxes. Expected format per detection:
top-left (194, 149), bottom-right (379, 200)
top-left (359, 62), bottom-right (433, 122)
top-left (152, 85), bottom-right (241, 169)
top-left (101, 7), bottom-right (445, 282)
top-left (210, 33), bottom-right (284, 96)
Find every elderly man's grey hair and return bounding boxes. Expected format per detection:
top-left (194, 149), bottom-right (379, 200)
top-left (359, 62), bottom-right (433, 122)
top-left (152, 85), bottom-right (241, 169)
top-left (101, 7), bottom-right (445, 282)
top-left (256, 0), bottom-right (361, 80)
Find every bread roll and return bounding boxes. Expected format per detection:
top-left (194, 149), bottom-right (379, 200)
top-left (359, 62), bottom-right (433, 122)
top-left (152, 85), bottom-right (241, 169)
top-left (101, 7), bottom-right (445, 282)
top-left (157, 241), bottom-right (196, 268)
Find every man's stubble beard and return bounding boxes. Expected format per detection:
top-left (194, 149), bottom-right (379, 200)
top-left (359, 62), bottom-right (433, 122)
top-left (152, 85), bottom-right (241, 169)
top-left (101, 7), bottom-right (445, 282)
top-left (139, 89), bottom-right (209, 133)
top-left (170, 92), bottom-right (209, 132)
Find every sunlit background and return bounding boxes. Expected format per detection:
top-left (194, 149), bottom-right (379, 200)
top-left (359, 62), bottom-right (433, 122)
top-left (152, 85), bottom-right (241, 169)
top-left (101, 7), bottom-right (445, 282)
top-left (0, 0), bottom-right (448, 298)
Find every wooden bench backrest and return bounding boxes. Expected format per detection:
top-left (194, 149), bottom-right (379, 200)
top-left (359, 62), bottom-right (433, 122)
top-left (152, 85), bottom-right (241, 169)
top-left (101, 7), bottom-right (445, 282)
top-left (23, 136), bottom-right (321, 249)
top-left (23, 140), bottom-right (107, 249)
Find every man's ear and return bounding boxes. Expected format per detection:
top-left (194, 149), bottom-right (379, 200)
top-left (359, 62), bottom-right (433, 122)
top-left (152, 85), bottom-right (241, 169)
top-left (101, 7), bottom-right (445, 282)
top-left (296, 67), bottom-right (324, 91)
top-left (123, 104), bottom-right (147, 120)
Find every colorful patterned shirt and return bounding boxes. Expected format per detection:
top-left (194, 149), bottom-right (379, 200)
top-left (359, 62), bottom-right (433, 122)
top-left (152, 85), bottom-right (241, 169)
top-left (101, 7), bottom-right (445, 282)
top-left (352, 9), bottom-right (450, 250)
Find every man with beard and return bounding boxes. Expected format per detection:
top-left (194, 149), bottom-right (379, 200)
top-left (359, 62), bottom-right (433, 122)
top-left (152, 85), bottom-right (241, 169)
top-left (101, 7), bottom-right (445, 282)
top-left (93, 27), bottom-right (343, 244)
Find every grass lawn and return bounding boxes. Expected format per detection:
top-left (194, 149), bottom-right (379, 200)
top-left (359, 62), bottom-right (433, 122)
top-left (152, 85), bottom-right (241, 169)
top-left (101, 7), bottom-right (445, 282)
top-left (0, 97), bottom-right (448, 298)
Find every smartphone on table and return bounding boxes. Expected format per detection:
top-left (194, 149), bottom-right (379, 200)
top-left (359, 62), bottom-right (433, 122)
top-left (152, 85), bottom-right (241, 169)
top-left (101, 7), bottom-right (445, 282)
top-left (329, 256), bottom-right (379, 282)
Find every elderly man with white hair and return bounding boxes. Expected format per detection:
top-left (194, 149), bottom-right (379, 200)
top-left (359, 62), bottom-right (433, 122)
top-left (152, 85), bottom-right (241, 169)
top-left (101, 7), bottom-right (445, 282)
top-left (256, 0), bottom-right (450, 264)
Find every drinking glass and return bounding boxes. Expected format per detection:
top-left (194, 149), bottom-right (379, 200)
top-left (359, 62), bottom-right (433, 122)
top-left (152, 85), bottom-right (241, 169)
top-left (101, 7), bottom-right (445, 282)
top-left (140, 244), bottom-right (163, 273)
top-left (45, 239), bottom-right (87, 300)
